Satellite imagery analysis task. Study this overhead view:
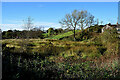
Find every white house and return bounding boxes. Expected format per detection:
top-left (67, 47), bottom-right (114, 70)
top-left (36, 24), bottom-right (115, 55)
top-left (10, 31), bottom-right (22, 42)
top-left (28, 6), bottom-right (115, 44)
top-left (102, 23), bottom-right (120, 34)
top-left (116, 24), bottom-right (120, 34)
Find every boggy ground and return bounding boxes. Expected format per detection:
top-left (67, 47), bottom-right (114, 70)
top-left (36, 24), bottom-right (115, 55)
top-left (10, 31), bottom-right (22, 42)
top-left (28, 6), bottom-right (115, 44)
top-left (2, 37), bottom-right (120, 80)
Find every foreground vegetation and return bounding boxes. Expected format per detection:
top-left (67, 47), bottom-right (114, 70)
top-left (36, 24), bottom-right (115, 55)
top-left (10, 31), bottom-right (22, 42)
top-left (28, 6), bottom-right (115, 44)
top-left (2, 28), bottom-right (120, 79)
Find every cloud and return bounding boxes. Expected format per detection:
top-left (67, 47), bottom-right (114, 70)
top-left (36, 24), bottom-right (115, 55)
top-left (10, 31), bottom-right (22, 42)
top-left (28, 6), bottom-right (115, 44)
top-left (35, 22), bottom-right (61, 29)
top-left (0, 22), bottom-right (61, 31)
top-left (0, 24), bottom-right (23, 31)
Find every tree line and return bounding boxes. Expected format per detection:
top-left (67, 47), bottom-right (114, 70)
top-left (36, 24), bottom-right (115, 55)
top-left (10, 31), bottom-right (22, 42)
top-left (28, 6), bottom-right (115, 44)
top-left (1, 27), bottom-right (73, 39)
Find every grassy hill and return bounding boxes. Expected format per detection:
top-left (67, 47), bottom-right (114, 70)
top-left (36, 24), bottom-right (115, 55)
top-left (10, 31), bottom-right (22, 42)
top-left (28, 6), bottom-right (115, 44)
top-left (47, 30), bottom-right (80, 40)
top-left (47, 25), bottom-right (103, 41)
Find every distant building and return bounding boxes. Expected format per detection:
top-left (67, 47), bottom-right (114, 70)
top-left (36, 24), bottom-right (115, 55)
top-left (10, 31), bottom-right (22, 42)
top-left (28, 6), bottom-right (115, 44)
top-left (116, 24), bottom-right (120, 34)
top-left (102, 23), bottom-right (120, 34)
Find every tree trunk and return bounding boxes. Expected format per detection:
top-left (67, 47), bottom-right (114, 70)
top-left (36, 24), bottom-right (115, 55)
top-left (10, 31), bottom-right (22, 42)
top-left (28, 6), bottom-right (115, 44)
top-left (74, 27), bottom-right (76, 41)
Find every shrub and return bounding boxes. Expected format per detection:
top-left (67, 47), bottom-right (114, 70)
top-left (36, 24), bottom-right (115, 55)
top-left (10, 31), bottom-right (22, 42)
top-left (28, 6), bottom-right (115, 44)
top-left (101, 28), bottom-right (118, 44)
top-left (81, 45), bottom-right (101, 59)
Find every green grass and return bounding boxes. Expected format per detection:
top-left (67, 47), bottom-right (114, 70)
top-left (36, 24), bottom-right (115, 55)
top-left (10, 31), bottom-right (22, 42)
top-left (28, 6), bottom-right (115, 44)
top-left (42, 33), bottom-right (49, 38)
top-left (47, 30), bottom-right (80, 40)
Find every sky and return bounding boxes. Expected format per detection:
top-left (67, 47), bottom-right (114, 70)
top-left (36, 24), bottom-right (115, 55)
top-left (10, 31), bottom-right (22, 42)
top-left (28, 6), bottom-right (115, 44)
top-left (1, 2), bottom-right (119, 31)
top-left (2, 0), bottom-right (120, 2)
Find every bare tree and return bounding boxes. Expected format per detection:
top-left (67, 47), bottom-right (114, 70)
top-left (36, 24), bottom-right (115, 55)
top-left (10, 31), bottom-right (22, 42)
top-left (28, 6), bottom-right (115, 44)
top-left (59, 10), bottom-right (94, 41)
top-left (23, 16), bottom-right (34, 39)
top-left (20, 17), bottom-right (34, 53)
top-left (100, 21), bottom-right (103, 25)
top-left (87, 14), bottom-right (94, 27)
top-left (96, 19), bottom-right (99, 25)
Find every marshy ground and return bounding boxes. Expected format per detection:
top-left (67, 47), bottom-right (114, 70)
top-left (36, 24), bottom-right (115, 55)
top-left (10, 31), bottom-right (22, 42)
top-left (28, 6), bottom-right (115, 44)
top-left (2, 36), bottom-right (120, 79)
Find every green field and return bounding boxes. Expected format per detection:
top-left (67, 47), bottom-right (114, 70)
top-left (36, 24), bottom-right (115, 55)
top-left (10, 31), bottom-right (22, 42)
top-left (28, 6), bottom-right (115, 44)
top-left (47, 30), bottom-right (80, 40)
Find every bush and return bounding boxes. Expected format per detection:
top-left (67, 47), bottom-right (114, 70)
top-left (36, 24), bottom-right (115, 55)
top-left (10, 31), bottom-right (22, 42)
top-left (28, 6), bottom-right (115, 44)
top-left (81, 46), bottom-right (101, 59)
top-left (101, 28), bottom-right (118, 44)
